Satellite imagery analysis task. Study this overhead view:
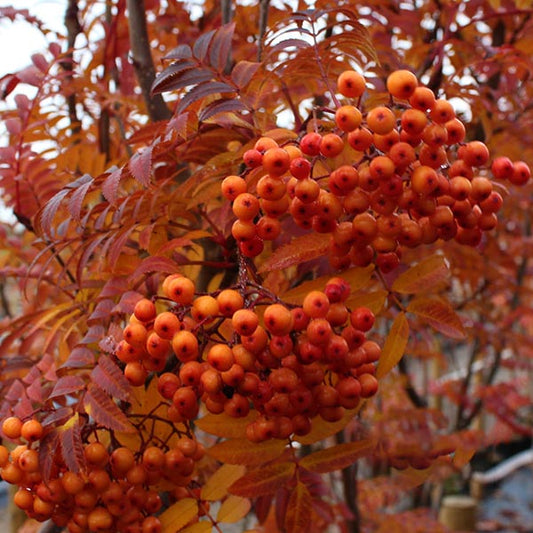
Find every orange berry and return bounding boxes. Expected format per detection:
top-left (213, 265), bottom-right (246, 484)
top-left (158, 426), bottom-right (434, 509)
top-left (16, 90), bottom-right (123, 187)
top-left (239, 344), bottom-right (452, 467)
top-left (165, 276), bottom-right (195, 305)
top-left (337, 70), bottom-right (366, 98)
top-left (191, 294), bottom-right (219, 324)
top-left (232, 308), bottom-right (259, 336)
top-left (263, 303), bottom-right (294, 336)
top-left (171, 330), bottom-right (199, 362)
top-left (319, 133), bottom-right (344, 158)
top-left (347, 127), bottom-right (373, 151)
top-left (430, 99), bottom-right (455, 123)
top-left (123, 322), bottom-right (148, 349)
top-left (20, 419), bottom-right (43, 443)
top-left (254, 136), bottom-right (278, 153)
top-left (300, 132), bottom-right (322, 156)
top-left (409, 86), bottom-right (436, 111)
top-left (262, 147), bottom-right (290, 176)
top-left (124, 361), bottom-right (148, 386)
top-left (366, 106), bottom-right (396, 135)
top-left (233, 192), bottom-right (260, 220)
top-left (335, 105), bottom-right (363, 132)
top-left (410, 165), bottom-right (439, 195)
top-left (491, 156), bottom-right (514, 180)
top-left (510, 161), bottom-right (531, 186)
top-left (221, 175), bottom-right (247, 201)
top-left (153, 311), bottom-right (181, 340)
top-left (400, 108), bottom-right (427, 135)
top-left (216, 289), bottom-right (244, 317)
top-left (2, 416), bottom-right (22, 440)
top-left (387, 69), bottom-right (418, 99)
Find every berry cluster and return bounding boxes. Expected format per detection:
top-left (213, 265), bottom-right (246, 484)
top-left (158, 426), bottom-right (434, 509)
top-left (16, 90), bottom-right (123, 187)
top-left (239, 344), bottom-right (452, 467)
top-left (118, 274), bottom-right (381, 442)
top-left (223, 69), bottom-right (531, 272)
top-left (0, 415), bottom-right (203, 532)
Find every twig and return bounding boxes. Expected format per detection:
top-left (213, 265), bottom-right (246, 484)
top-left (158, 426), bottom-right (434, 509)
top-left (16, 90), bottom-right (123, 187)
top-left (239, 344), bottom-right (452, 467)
top-left (257, 0), bottom-right (270, 61)
top-left (126, 0), bottom-right (171, 122)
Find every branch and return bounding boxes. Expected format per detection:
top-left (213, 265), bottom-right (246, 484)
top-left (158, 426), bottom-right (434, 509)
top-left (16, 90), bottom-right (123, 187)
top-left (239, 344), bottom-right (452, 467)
top-left (336, 430), bottom-right (360, 533)
top-left (126, 0), bottom-right (171, 122)
top-left (257, 0), bottom-right (270, 61)
top-left (61, 0), bottom-right (82, 137)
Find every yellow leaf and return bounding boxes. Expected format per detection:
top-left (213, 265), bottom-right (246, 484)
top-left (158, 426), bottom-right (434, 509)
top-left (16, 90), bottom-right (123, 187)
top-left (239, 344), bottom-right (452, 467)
top-left (180, 522), bottom-right (212, 533)
top-left (407, 296), bottom-right (466, 339)
top-left (376, 312), bottom-right (410, 379)
top-left (295, 407), bottom-right (360, 445)
top-left (217, 495), bottom-right (252, 523)
top-left (159, 498), bottom-right (198, 533)
top-left (201, 464), bottom-right (247, 501)
top-left (346, 289), bottom-right (388, 315)
top-left (195, 411), bottom-right (258, 439)
top-left (299, 439), bottom-right (375, 473)
top-left (206, 438), bottom-right (287, 466)
top-left (391, 255), bottom-right (449, 294)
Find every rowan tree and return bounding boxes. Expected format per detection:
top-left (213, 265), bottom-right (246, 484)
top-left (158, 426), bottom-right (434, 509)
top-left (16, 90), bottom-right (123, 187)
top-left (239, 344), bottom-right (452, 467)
top-left (0, 1), bottom-right (532, 533)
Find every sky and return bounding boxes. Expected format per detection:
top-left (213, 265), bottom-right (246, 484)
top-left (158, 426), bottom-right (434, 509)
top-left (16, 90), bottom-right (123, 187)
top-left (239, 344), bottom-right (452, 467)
top-left (0, 0), bottom-right (67, 75)
top-left (0, 0), bottom-right (68, 222)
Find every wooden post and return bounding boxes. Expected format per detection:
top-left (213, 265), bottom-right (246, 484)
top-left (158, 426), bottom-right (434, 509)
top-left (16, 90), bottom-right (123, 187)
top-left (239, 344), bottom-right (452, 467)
top-left (438, 495), bottom-right (477, 531)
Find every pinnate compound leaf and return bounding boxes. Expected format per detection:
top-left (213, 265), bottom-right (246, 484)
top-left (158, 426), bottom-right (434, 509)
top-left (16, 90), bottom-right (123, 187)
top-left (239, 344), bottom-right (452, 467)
top-left (129, 146), bottom-right (153, 186)
top-left (231, 60), bottom-right (261, 88)
top-left (210, 22), bottom-right (235, 71)
top-left (67, 174), bottom-right (93, 220)
top-left (299, 439), bottom-right (375, 474)
top-left (193, 28), bottom-right (216, 61)
top-left (83, 383), bottom-right (135, 433)
top-left (259, 233), bottom-right (331, 272)
top-left (347, 289), bottom-right (388, 315)
top-left (392, 255), bottom-right (449, 294)
top-left (295, 408), bottom-right (360, 445)
top-left (180, 522), bottom-right (212, 533)
top-left (91, 355), bottom-right (132, 402)
top-left (228, 462), bottom-right (296, 498)
top-left (101, 167), bottom-right (122, 204)
top-left (206, 438), bottom-right (287, 466)
top-left (285, 482), bottom-right (313, 533)
top-left (201, 464), bottom-right (247, 501)
top-left (376, 312), bottom-right (410, 379)
top-left (199, 98), bottom-right (246, 122)
top-left (407, 296), bottom-right (466, 339)
top-left (58, 413), bottom-right (85, 473)
top-left (217, 495), bottom-right (251, 524)
top-left (177, 81), bottom-right (236, 113)
top-left (195, 412), bottom-right (258, 438)
top-left (159, 498), bottom-right (198, 533)
top-left (49, 375), bottom-right (86, 399)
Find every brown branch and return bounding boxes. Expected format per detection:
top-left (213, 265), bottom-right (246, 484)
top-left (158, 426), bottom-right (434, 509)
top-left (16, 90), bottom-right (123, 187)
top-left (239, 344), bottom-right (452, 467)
top-left (221, 0), bottom-right (232, 25)
top-left (126, 0), bottom-right (171, 122)
top-left (336, 430), bottom-right (360, 533)
top-left (61, 0), bottom-right (82, 137)
top-left (257, 0), bottom-right (270, 61)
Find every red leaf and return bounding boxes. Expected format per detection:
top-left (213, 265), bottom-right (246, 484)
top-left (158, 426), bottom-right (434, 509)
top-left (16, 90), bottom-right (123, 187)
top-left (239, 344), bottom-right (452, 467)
top-left (91, 355), bottom-right (132, 402)
top-left (285, 482), bottom-right (313, 533)
top-left (49, 376), bottom-right (86, 400)
top-left (83, 383), bottom-right (135, 433)
top-left (229, 462), bottom-right (296, 498)
top-left (151, 59), bottom-right (197, 94)
top-left (101, 167), bottom-right (123, 204)
top-left (193, 29), bottom-right (216, 61)
top-left (129, 146), bottom-right (153, 186)
top-left (177, 81), bottom-right (237, 113)
top-left (39, 188), bottom-right (70, 236)
top-left (62, 346), bottom-right (96, 369)
top-left (299, 439), bottom-right (375, 473)
top-left (128, 255), bottom-right (182, 281)
top-left (199, 98), bottom-right (246, 122)
top-left (231, 60), bottom-right (261, 89)
top-left (39, 431), bottom-right (60, 483)
top-left (391, 255), bottom-right (449, 295)
top-left (31, 53), bottom-right (49, 72)
top-left (68, 174), bottom-right (93, 220)
top-left (407, 296), bottom-right (466, 339)
top-left (59, 414), bottom-right (85, 473)
top-left (163, 44), bottom-right (193, 61)
top-left (0, 73), bottom-right (20, 99)
top-left (210, 22), bottom-right (235, 71)
top-left (258, 233), bottom-right (331, 272)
